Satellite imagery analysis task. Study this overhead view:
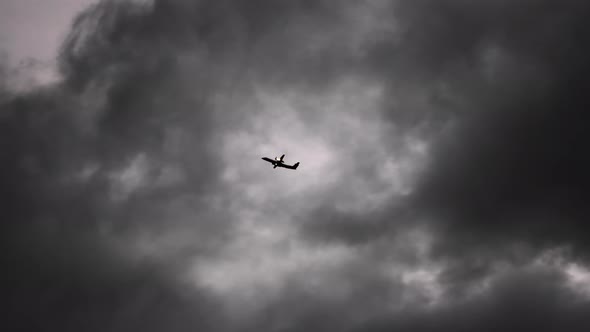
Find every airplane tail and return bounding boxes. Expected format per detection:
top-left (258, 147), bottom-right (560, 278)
top-left (293, 162), bottom-right (300, 169)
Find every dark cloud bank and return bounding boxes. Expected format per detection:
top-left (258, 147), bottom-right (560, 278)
top-left (3, 0), bottom-right (590, 331)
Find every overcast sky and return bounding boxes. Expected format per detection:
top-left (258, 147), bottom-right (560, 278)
top-left (3, 1), bottom-right (590, 331)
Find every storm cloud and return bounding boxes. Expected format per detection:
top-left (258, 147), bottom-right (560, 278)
top-left (3, 0), bottom-right (590, 331)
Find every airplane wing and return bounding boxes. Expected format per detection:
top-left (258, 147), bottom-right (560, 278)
top-left (281, 162), bottom-right (300, 170)
top-left (262, 157), bottom-right (275, 163)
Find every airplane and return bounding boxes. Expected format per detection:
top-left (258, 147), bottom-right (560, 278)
top-left (261, 154), bottom-right (300, 170)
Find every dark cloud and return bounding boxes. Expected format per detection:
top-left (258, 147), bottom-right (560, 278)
top-left (1, 0), bottom-right (369, 330)
top-left (4, 238), bottom-right (226, 332)
top-left (301, 0), bottom-right (590, 259)
top-left (5, 0), bottom-right (590, 331)
top-left (1, 1), bottom-right (238, 330)
top-left (357, 267), bottom-right (590, 332)
top-left (407, 0), bottom-right (590, 259)
top-left (294, 0), bottom-right (590, 329)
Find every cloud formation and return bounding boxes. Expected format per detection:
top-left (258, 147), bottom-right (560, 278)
top-left (3, 0), bottom-right (590, 331)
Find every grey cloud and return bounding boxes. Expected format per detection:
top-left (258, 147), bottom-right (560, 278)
top-left (300, 0), bottom-right (590, 259)
top-left (4, 237), bottom-right (226, 332)
top-left (406, 0), bottom-right (590, 259)
top-left (2, 0), bottom-right (377, 330)
top-left (357, 267), bottom-right (590, 332)
top-left (5, 0), bottom-right (590, 331)
top-left (292, 1), bottom-right (590, 329)
top-left (2, 1), bottom-right (243, 330)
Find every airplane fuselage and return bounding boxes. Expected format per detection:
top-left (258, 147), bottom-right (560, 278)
top-left (262, 154), bottom-right (299, 170)
top-left (273, 157), bottom-right (284, 166)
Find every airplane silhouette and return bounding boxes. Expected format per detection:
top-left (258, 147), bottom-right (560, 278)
top-left (261, 154), bottom-right (300, 170)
